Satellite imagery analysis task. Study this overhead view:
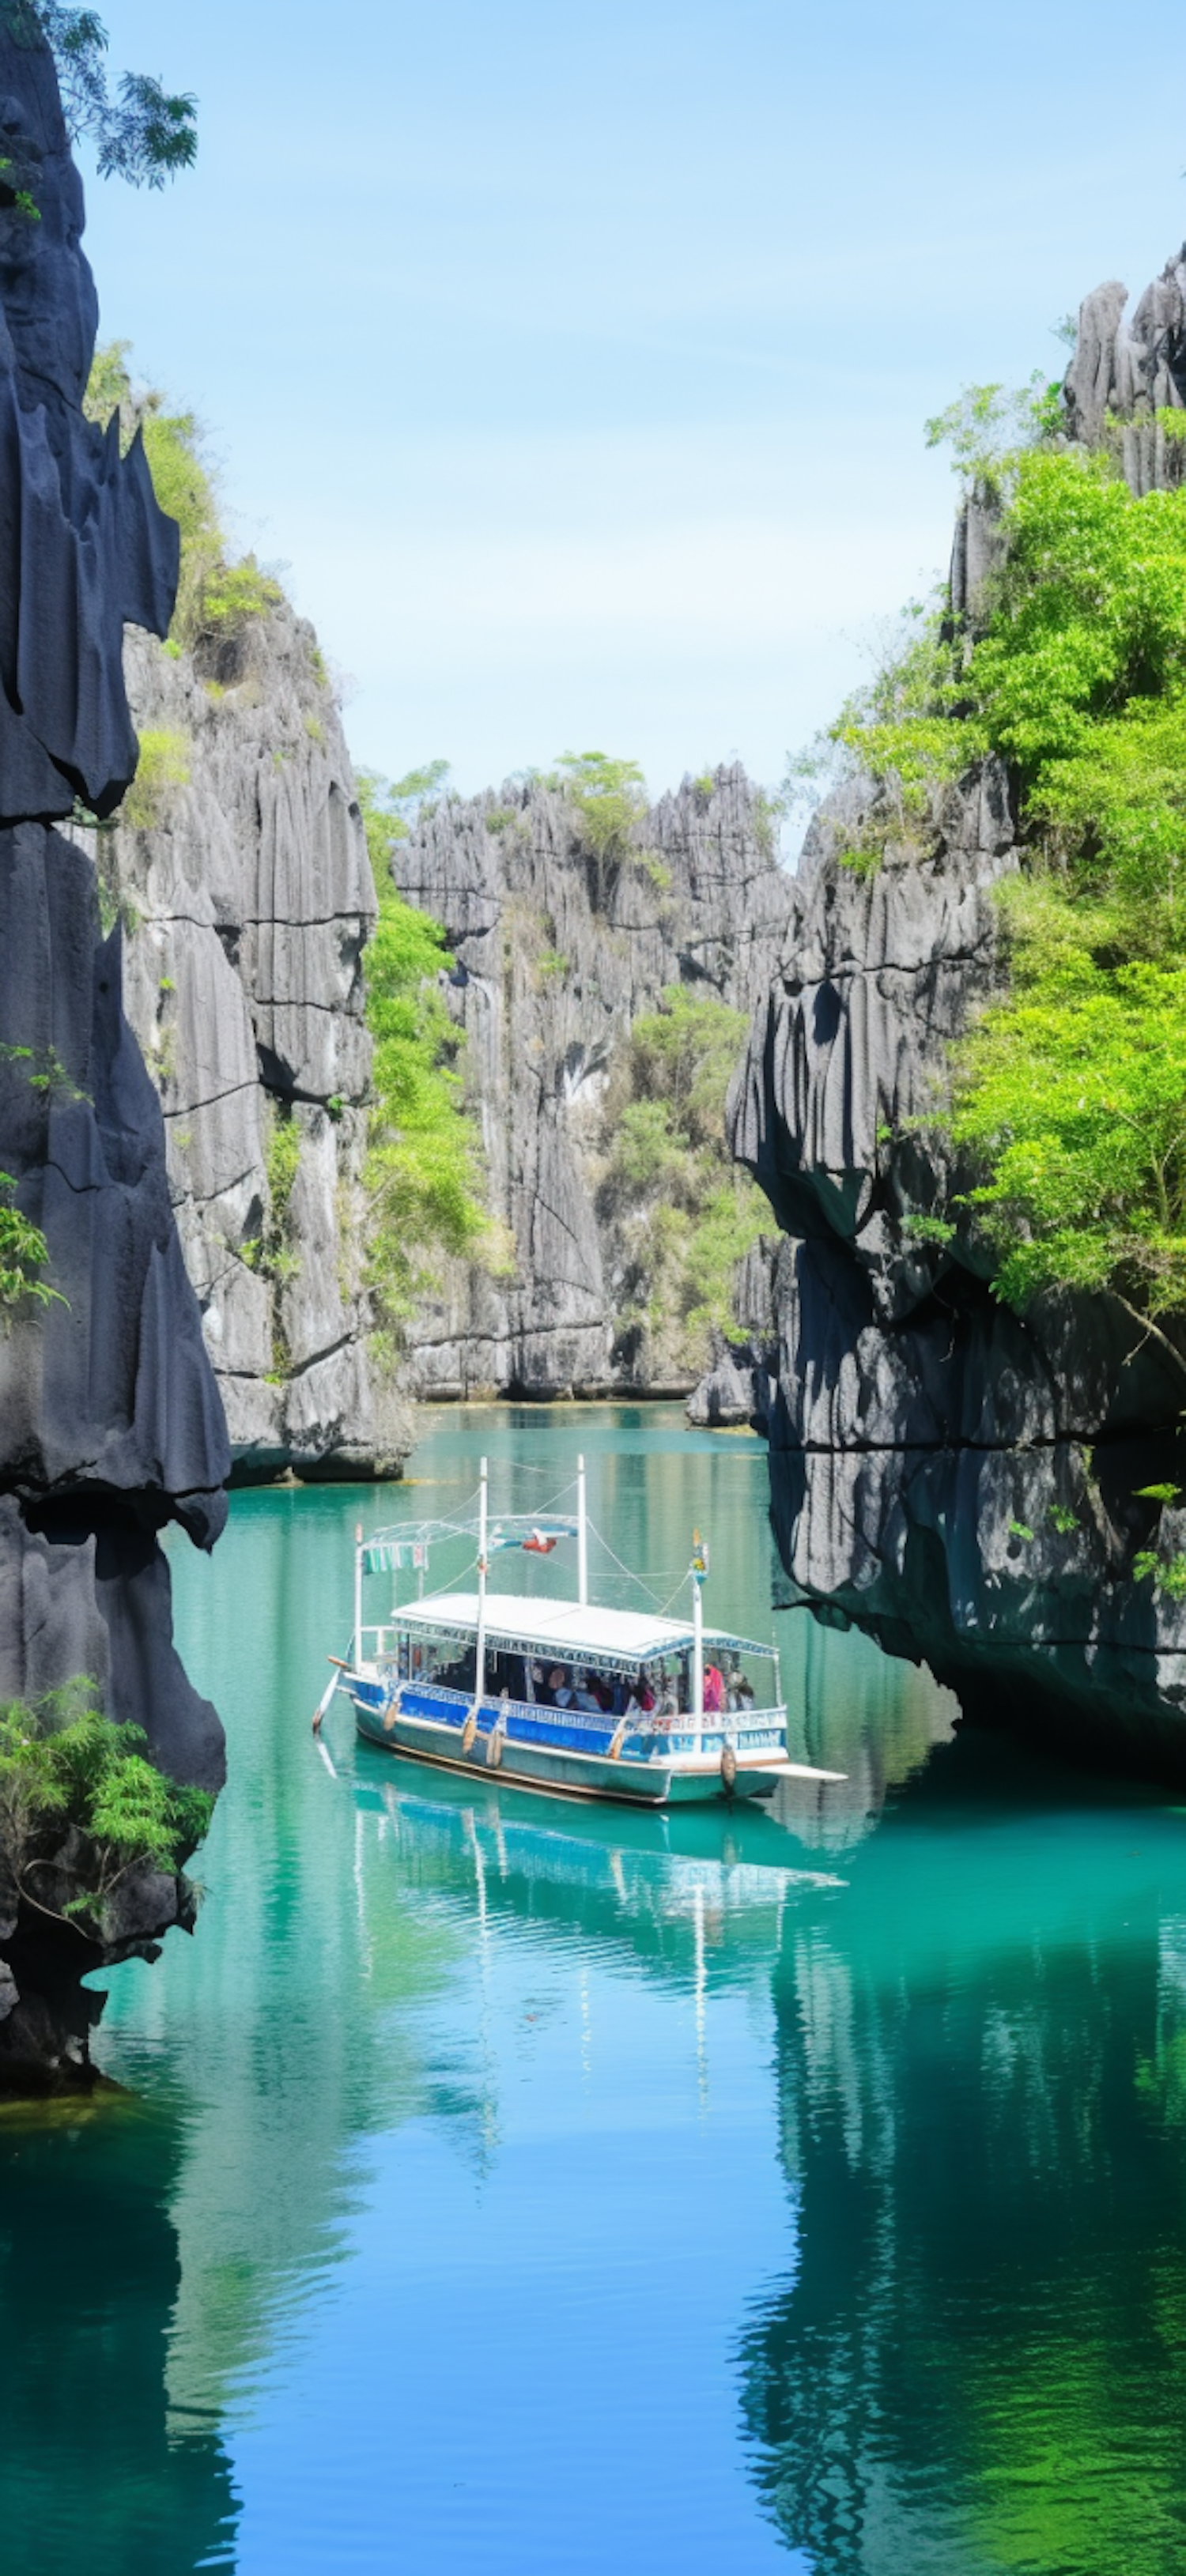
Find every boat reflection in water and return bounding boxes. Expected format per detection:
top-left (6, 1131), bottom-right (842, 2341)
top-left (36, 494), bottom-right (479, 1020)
top-left (358, 1752), bottom-right (848, 1983)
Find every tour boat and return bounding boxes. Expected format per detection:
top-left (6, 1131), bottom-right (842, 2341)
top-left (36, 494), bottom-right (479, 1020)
top-left (323, 1457), bottom-right (845, 1808)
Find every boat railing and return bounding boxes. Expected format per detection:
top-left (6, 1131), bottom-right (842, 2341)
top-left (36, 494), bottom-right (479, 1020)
top-left (384, 1674), bottom-right (788, 1756)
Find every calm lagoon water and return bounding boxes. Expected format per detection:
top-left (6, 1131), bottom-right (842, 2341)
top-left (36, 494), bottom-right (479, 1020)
top-left (2, 1405), bottom-right (1184, 2575)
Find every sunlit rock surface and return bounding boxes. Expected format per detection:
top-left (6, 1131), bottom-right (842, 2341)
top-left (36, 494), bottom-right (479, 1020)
top-left (394, 765), bottom-right (794, 1396)
top-left (102, 613), bottom-right (409, 1479)
top-left (0, 22), bottom-right (228, 2084)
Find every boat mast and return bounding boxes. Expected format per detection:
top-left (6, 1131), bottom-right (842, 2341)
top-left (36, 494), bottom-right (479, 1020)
top-left (691, 1530), bottom-right (704, 1755)
top-left (353, 1520), bottom-right (364, 1665)
top-left (475, 1455), bottom-right (489, 1706)
top-left (577, 1453), bottom-right (588, 1606)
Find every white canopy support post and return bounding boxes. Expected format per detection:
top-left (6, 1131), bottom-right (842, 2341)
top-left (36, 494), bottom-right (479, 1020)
top-left (353, 1522), bottom-right (364, 1666)
top-left (773, 1645), bottom-right (784, 1745)
top-left (692, 1556), bottom-right (704, 1755)
top-left (577, 1453), bottom-right (588, 1607)
top-left (474, 1456), bottom-right (489, 1709)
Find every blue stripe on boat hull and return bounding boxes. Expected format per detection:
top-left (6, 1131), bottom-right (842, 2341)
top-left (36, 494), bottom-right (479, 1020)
top-left (346, 1680), bottom-right (782, 1806)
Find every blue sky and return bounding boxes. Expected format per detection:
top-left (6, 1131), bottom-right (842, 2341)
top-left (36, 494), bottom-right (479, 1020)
top-left (81, 0), bottom-right (1186, 801)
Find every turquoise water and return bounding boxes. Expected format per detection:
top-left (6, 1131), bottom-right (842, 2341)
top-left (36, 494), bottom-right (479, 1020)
top-left (2, 1405), bottom-right (1184, 2575)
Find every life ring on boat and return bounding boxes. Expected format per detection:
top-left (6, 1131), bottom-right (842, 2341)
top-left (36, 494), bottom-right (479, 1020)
top-left (720, 1742), bottom-right (738, 1793)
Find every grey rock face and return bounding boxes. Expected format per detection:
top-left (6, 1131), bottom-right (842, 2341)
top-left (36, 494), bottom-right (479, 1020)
top-left (727, 764), bottom-right (1186, 1771)
top-left (1064, 248), bottom-right (1186, 492)
top-left (100, 610), bottom-right (410, 1479)
top-left (394, 765), bottom-right (795, 1397)
top-left (0, 25), bottom-right (228, 2084)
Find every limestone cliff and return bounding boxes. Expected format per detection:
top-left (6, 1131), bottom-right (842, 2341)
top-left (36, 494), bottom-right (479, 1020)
top-left (0, 23), bottom-right (228, 2083)
top-left (95, 608), bottom-right (410, 1479)
top-left (713, 251), bottom-right (1186, 1774)
top-left (394, 765), bottom-right (794, 1396)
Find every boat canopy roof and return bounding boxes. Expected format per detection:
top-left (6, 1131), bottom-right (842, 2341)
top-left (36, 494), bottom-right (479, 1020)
top-left (391, 1591), bottom-right (772, 1676)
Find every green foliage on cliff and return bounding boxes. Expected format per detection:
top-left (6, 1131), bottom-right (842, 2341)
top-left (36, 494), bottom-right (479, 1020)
top-left (599, 985), bottom-right (766, 1375)
top-left (0, 1172), bottom-right (64, 1314)
top-left (840, 421), bottom-right (1186, 1324)
top-left (122, 726), bottom-right (190, 829)
top-left (548, 752), bottom-right (657, 907)
top-left (357, 771), bottom-right (488, 1340)
top-left (85, 345), bottom-right (282, 651)
top-left (1, 4), bottom-right (197, 190)
top-left (0, 1681), bottom-right (213, 1940)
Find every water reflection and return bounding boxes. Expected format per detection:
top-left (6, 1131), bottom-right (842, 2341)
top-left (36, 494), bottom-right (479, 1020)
top-left (0, 2099), bottom-right (237, 2575)
top-left (740, 1729), bottom-right (1186, 2574)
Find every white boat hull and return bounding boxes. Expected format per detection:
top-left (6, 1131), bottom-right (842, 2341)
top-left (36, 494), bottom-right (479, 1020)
top-left (345, 1673), bottom-right (840, 1807)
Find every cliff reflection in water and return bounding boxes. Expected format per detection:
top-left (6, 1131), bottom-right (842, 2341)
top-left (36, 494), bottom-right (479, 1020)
top-left (0, 2102), bottom-right (237, 2576)
top-left (741, 1729), bottom-right (1186, 2575)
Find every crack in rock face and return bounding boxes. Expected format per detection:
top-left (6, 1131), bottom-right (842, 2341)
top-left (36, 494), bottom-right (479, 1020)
top-left (0, 23), bottom-right (230, 2088)
top-left (703, 746), bottom-right (1186, 1773)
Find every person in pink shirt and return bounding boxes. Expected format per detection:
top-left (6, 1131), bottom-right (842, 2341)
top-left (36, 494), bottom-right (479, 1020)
top-left (703, 1662), bottom-right (726, 1714)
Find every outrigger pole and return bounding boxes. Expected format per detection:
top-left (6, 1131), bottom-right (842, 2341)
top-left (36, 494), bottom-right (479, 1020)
top-left (353, 1520), bottom-right (364, 1665)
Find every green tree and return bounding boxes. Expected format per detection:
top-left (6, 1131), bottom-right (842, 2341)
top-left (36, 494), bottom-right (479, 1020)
top-left (1, 3), bottom-right (196, 187)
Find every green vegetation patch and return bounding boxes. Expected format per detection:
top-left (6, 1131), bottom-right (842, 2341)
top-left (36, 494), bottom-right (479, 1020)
top-left (121, 726), bottom-right (190, 831)
top-left (599, 984), bottom-right (766, 1377)
top-left (0, 1171), bottom-right (64, 1314)
top-left (0, 1680), bottom-right (213, 1944)
top-left (85, 344), bottom-right (283, 653)
top-left (835, 398), bottom-right (1186, 1329)
top-left (357, 771), bottom-right (489, 1353)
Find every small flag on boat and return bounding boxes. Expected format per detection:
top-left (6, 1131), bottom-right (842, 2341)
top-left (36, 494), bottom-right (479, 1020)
top-left (489, 1516), bottom-right (577, 1554)
top-left (691, 1529), bottom-right (710, 1584)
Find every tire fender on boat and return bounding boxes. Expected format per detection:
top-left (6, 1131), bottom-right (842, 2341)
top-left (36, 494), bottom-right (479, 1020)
top-left (461, 1707), bottom-right (478, 1755)
top-left (485, 1724), bottom-right (503, 1769)
top-left (382, 1687), bottom-right (402, 1734)
top-left (720, 1742), bottom-right (738, 1793)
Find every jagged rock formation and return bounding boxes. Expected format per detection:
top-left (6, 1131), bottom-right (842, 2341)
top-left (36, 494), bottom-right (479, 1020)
top-left (0, 23), bottom-right (228, 2085)
top-left (695, 249), bottom-right (1186, 1776)
top-left (394, 765), bottom-right (794, 1396)
top-left (722, 758), bottom-right (1186, 1773)
top-left (96, 610), bottom-right (408, 1479)
top-left (1065, 247), bottom-right (1186, 488)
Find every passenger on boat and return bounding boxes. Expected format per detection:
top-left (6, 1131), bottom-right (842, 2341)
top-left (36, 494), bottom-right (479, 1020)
top-left (703, 1662), bottom-right (726, 1714)
top-left (625, 1669), bottom-right (656, 1715)
top-left (549, 1665), bottom-right (573, 1707)
top-left (572, 1668), bottom-right (602, 1713)
top-left (734, 1672), bottom-right (756, 1709)
top-left (654, 1666), bottom-right (678, 1720)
